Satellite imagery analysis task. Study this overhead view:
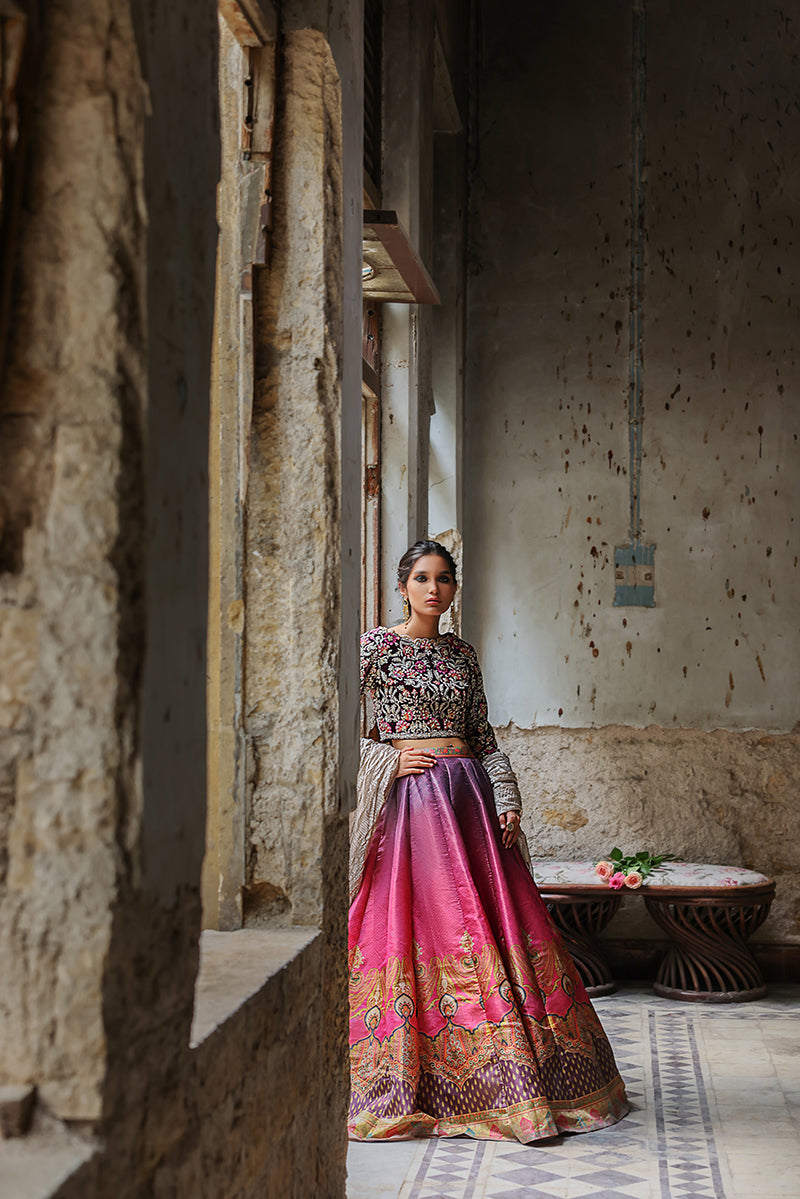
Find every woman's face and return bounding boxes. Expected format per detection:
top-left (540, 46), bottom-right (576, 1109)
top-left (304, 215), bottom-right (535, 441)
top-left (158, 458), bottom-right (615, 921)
top-left (401, 554), bottom-right (457, 619)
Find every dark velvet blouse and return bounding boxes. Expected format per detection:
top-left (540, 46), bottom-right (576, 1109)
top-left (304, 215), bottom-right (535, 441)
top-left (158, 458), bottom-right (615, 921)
top-left (359, 626), bottom-right (498, 761)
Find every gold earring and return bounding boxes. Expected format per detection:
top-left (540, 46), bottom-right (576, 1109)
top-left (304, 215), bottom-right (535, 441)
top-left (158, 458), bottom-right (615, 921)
top-left (403, 596), bottom-right (410, 624)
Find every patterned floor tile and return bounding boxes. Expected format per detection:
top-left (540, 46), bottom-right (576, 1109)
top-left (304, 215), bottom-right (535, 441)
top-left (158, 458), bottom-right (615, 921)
top-left (349, 985), bottom-right (800, 1199)
top-left (491, 1165), bottom-right (567, 1185)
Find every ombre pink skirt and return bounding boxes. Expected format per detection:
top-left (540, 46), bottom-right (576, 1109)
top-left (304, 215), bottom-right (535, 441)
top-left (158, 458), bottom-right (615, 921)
top-left (348, 756), bottom-right (629, 1142)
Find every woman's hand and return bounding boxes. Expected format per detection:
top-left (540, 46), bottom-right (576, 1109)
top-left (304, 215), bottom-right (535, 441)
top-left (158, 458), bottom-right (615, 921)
top-left (396, 747), bottom-right (438, 777)
top-left (499, 810), bottom-right (521, 848)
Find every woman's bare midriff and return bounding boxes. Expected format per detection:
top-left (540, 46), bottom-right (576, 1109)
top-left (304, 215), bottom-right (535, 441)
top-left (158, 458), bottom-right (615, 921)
top-left (392, 736), bottom-right (470, 752)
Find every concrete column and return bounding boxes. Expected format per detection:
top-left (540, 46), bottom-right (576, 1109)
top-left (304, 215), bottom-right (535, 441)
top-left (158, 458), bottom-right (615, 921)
top-left (429, 128), bottom-right (467, 540)
top-left (380, 0), bottom-right (436, 621)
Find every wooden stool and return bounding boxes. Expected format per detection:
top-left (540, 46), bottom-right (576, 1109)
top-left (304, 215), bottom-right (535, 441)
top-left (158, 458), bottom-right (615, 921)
top-left (642, 866), bottom-right (775, 1002)
top-left (532, 862), bottom-right (623, 998)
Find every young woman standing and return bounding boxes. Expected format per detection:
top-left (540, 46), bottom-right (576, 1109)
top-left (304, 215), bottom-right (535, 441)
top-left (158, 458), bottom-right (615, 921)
top-left (349, 540), bottom-right (628, 1142)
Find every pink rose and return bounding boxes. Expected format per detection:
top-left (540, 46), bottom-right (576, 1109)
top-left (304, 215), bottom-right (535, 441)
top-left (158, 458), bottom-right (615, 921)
top-left (595, 861), bottom-right (614, 880)
top-left (624, 870), bottom-right (643, 889)
top-left (609, 871), bottom-right (626, 890)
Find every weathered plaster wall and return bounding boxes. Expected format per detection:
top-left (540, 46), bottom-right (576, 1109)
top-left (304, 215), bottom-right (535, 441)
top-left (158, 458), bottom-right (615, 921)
top-left (466, 0), bottom-right (800, 947)
top-left (499, 724), bottom-right (800, 945)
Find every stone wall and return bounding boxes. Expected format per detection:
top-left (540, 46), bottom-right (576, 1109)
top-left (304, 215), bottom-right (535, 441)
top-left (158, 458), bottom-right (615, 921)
top-left (465, 0), bottom-right (800, 955)
top-left (0, 0), bottom-right (152, 1120)
top-left (500, 723), bottom-right (800, 945)
top-left (245, 29), bottom-right (346, 930)
top-left (56, 932), bottom-right (335, 1199)
top-left (0, 2), bottom-right (352, 1196)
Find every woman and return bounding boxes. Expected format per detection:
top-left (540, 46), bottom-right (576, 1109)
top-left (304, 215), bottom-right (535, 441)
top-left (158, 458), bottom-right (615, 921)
top-left (349, 540), bottom-right (628, 1142)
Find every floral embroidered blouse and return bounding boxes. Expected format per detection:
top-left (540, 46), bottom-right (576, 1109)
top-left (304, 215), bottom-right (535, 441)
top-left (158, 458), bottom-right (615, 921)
top-left (360, 626), bottom-right (499, 761)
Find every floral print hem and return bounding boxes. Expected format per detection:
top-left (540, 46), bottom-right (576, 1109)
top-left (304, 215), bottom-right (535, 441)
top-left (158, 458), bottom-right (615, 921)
top-left (348, 1069), bottom-right (629, 1143)
top-left (349, 757), bottom-right (629, 1144)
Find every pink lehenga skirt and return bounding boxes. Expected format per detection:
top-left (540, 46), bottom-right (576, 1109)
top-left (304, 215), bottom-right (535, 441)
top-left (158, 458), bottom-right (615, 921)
top-left (348, 755), bottom-right (629, 1142)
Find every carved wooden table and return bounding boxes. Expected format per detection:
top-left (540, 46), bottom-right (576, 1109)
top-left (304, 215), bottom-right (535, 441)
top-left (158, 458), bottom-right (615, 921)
top-left (532, 861), bottom-right (775, 1003)
top-left (643, 878), bottom-right (776, 1002)
top-left (539, 889), bottom-right (622, 997)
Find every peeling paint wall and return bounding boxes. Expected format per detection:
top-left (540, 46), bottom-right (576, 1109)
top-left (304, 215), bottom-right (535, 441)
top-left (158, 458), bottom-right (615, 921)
top-left (465, 0), bottom-right (800, 945)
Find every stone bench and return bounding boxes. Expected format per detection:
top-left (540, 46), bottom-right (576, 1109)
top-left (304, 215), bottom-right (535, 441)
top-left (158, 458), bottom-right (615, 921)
top-left (532, 860), bottom-right (776, 1003)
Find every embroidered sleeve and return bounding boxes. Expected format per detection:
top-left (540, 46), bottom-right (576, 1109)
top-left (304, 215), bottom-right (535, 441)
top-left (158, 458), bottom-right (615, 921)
top-left (463, 645), bottom-right (499, 761)
top-left (483, 751), bottom-right (523, 814)
top-left (360, 629), bottom-right (377, 697)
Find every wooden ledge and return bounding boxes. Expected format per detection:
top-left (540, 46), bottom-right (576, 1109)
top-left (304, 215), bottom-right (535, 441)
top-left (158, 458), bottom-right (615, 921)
top-left (362, 211), bottom-right (440, 305)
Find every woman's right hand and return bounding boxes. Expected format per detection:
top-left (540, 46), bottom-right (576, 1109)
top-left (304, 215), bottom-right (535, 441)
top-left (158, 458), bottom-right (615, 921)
top-left (396, 747), bottom-right (438, 777)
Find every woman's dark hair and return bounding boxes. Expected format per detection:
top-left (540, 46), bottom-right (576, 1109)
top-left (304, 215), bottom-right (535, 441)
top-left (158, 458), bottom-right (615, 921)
top-left (397, 540), bottom-right (458, 586)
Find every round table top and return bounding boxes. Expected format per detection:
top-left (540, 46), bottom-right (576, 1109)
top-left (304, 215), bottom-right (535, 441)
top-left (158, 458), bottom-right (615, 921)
top-left (531, 860), bottom-right (770, 889)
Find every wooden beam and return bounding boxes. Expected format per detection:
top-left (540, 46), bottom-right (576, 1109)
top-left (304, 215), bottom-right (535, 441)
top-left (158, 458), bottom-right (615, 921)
top-left (362, 211), bottom-right (440, 306)
top-left (219, 0), bottom-right (278, 48)
top-left (244, 43), bottom-right (276, 163)
top-left (362, 358), bottom-right (380, 399)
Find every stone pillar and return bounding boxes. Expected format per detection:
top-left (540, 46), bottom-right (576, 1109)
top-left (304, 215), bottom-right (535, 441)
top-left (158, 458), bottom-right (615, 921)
top-left (245, 29), bottom-right (345, 926)
top-left (0, 0), bottom-right (150, 1120)
top-left (243, 27), bottom-right (351, 1190)
top-left (0, 0), bottom-right (219, 1124)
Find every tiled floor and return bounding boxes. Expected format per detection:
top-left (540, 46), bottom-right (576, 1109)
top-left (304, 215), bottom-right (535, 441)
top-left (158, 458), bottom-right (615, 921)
top-left (346, 985), bottom-right (800, 1199)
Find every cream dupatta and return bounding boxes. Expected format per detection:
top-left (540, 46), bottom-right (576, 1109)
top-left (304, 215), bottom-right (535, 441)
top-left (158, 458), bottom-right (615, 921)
top-left (349, 738), bottom-right (401, 903)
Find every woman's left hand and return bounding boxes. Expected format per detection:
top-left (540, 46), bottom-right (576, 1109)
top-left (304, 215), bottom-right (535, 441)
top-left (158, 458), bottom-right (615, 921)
top-left (499, 810), bottom-right (521, 848)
